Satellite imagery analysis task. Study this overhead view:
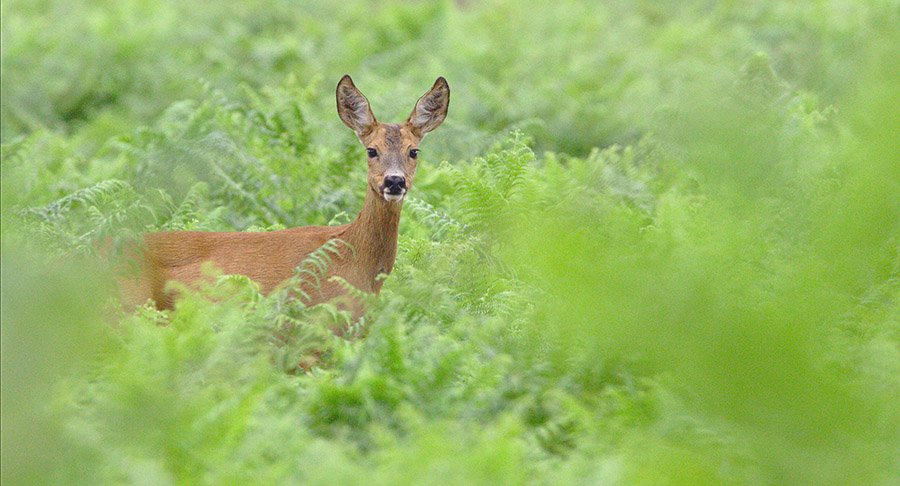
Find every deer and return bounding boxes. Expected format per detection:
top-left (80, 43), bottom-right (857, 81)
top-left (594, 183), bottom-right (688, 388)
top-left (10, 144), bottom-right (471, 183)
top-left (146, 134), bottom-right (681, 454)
top-left (121, 75), bottom-right (449, 317)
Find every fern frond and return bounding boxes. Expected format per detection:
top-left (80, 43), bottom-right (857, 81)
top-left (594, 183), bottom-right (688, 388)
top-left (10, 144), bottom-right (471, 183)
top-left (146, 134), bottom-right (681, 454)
top-left (406, 197), bottom-right (465, 240)
top-left (277, 238), bottom-right (355, 305)
top-left (25, 179), bottom-right (135, 221)
top-left (327, 275), bottom-right (376, 305)
top-left (161, 182), bottom-right (209, 230)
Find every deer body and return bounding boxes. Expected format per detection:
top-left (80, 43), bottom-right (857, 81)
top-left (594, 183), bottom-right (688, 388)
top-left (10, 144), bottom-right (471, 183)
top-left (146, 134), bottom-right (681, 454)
top-left (124, 76), bottom-right (449, 314)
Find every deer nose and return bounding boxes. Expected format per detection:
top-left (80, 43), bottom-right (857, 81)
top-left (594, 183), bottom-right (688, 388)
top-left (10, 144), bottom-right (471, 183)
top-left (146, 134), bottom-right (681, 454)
top-left (383, 175), bottom-right (406, 194)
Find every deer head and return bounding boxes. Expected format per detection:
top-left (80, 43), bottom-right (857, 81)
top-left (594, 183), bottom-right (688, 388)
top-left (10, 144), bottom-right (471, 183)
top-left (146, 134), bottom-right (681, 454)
top-left (336, 75), bottom-right (449, 203)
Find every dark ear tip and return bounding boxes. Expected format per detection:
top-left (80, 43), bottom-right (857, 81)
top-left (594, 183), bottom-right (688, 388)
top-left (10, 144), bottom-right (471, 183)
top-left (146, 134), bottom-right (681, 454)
top-left (435, 76), bottom-right (449, 89)
top-left (338, 74), bottom-right (354, 87)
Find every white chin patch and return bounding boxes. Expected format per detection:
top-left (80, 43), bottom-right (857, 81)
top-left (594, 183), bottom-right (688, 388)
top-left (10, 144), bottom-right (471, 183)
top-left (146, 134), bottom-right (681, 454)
top-left (383, 191), bottom-right (405, 202)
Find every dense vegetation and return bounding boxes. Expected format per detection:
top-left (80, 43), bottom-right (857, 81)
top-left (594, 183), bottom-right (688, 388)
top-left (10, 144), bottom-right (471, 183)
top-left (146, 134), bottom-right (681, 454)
top-left (2, 1), bottom-right (897, 484)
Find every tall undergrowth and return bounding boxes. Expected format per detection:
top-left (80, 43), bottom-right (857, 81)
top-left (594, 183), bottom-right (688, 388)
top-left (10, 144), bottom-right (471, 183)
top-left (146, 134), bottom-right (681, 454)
top-left (2, 1), bottom-right (897, 484)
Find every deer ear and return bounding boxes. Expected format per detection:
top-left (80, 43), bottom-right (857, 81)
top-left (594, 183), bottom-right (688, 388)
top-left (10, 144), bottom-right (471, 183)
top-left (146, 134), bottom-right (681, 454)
top-left (336, 75), bottom-right (377, 138)
top-left (407, 77), bottom-right (449, 137)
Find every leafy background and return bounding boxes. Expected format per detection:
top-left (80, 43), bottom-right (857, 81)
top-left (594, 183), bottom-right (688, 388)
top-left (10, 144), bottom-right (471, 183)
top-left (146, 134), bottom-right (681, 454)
top-left (1, 0), bottom-right (898, 484)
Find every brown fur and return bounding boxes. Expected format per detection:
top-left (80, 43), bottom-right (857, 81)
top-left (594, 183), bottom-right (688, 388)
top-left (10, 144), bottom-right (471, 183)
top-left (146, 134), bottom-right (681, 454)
top-left (122, 76), bottom-right (449, 317)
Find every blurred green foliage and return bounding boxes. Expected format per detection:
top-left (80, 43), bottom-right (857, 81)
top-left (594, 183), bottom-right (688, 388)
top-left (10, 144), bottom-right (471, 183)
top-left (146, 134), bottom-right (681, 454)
top-left (1, 0), bottom-right (898, 484)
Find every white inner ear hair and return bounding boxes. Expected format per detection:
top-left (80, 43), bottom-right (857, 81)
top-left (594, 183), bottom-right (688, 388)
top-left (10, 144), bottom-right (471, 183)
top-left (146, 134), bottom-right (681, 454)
top-left (414, 93), bottom-right (444, 125)
top-left (341, 89), bottom-right (372, 128)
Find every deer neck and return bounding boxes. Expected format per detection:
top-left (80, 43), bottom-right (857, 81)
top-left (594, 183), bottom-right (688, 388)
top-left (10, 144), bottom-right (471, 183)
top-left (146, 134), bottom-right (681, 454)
top-left (341, 187), bottom-right (403, 287)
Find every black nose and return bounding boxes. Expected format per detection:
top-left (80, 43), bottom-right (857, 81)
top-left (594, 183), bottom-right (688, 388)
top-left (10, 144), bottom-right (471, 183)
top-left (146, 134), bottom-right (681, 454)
top-left (383, 175), bottom-right (406, 194)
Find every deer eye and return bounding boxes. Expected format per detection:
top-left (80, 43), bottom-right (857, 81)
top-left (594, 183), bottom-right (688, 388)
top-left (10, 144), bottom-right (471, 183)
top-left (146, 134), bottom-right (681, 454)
top-left (409, 149), bottom-right (419, 159)
top-left (366, 148), bottom-right (378, 158)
